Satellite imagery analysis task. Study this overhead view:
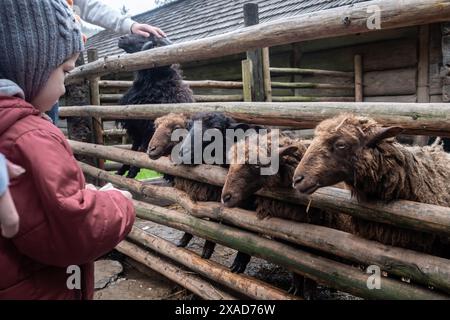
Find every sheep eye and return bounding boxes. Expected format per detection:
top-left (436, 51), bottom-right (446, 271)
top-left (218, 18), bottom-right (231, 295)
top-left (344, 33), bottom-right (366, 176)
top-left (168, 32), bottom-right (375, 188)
top-left (334, 141), bottom-right (347, 150)
top-left (173, 125), bottom-right (181, 130)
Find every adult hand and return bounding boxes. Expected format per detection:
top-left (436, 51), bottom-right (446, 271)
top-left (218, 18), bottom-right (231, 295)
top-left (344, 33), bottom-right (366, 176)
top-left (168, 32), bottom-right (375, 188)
top-left (131, 23), bottom-right (166, 38)
top-left (0, 161), bottom-right (25, 238)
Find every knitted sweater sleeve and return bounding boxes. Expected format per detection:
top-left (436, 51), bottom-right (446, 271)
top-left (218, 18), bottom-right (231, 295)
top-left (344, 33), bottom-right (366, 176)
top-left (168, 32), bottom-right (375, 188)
top-left (73, 0), bottom-right (135, 34)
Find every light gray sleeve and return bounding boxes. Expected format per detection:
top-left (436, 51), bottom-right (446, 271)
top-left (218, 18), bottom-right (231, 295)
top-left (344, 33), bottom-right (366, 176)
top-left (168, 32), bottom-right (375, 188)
top-left (73, 0), bottom-right (136, 34)
top-left (0, 154), bottom-right (8, 196)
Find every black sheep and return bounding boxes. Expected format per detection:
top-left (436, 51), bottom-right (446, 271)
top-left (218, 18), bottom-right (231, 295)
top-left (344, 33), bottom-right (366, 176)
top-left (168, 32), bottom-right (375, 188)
top-left (116, 34), bottom-right (194, 178)
top-left (176, 112), bottom-right (266, 273)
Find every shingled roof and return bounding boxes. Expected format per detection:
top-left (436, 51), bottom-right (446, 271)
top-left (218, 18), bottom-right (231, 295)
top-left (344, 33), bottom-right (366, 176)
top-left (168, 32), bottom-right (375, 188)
top-left (86, 0), bottom-right (371, 59)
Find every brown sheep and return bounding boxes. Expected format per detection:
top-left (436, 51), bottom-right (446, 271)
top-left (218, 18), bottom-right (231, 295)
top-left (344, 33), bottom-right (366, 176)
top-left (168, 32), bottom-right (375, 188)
top-left (293, 113), bottom-right (449, 257)
top-left (222, 131), bottom-right (355, 298)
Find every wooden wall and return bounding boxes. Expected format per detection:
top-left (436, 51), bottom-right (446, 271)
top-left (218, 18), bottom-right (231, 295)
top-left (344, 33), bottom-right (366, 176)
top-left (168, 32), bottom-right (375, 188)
top-left (102, 24), bottom-right (443, 104)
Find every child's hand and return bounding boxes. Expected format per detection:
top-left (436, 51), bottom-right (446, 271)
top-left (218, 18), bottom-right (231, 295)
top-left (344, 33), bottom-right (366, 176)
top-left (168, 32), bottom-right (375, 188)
top-left (131, 23), bottom-right (166, 38)
top-left (0, 161), bottom-right (25, 238)
top-left (85, 183), bottom-right (132, 199)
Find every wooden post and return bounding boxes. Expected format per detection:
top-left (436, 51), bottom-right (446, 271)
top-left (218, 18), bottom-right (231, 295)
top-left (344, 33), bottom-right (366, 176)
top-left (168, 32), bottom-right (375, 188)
top-left (354, 55), bottom-right (363, 102)
top-left (244, 3), bottom-right (265, 102)
top-left (87, 49), bottom-right (104, 169)
top-left (291, 43), bottom-right (303, 97)
top-left (64, 54), bottom-right (97, 184)
top-left (241, 60), bottom-right (253, 102)
top-left (413, 25), bottom-right (431, 146)
top-left (262, 47), bottom-right (272, 102)
top-left (441, 22), bottom-right (450, 102)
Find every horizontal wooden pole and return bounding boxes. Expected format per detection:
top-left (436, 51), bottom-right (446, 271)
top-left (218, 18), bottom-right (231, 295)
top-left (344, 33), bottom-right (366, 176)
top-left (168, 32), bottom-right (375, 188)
top-left (132, 200), bottom-right (447, 300)
top-left (69, 141), bottom-right (450, 238)
top-left (81, 162), bottom-right (450, 293)
top-left (193, 95), bottom-right (244, 102)
top-left (116, 240), bottom-right (236, 300)
top-left (270, 67), bottom-right (354, 78)
top-left (271, 96), bottom-right (354, 102)
top-left (128, 226), bottom-right (298, 300)
top-left (271, 82), bottom-right (355, 89)
top-left (60, 102), bottom-right (450, 136)
top-left (65, 0), bottom-right (450, 82)
top-left (99, 80), bottom-right (243, 89)
top-left (103, 129), bottom-right (126, 136)
top-left (99, 80), bottom-right (132, 88)
top-left (100, 94), bottom-right (244, 103)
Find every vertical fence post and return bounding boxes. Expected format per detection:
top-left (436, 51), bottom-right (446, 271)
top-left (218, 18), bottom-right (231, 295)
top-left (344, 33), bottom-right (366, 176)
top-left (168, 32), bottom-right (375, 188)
top-left (65, 54), bottom-right (98, 183)
top-left (87, 49), bottom-right (105, 169)
top-left (244, 3), bottom-right (265, 102)
top-left (242, 60), bottom-right (253, 102)
top-left (414, 25), bottom-right (431, 146)
top-left (262, 47), bottom-right (272, 102)
top-left (354, 54), bottom-right (363, 102)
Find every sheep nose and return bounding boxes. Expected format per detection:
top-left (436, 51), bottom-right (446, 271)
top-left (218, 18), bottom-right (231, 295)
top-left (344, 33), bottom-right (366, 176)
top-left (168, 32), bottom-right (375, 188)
top-left (222, 193), bottom-right (232, 204)
top-left (119, 36), bottom-right (126, 40)
top-left (148, 146), bottom-right (156, 153)
top-left (292, 175), bottom-right (304, 188)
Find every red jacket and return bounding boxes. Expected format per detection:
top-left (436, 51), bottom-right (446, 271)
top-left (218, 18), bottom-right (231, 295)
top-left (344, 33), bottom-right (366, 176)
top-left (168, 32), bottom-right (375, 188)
top-left (0, 97), bottom-right (135, 300)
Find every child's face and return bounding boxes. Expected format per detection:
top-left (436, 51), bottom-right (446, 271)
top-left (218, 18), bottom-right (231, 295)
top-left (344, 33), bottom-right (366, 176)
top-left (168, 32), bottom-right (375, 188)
top-left (31, 53), bottom-right (80, 112)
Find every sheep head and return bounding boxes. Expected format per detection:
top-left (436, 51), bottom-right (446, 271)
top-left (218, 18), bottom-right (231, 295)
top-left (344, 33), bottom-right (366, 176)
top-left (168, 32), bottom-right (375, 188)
top-left (148, 113), bottom-right (188, 160)
top-left (178, 112), bottom-right (262, 164)
top-left (118, 34), bottom-right (172, 54)
top-left (222, 132), bottom-right (303, 207)
top-left (292, 113), bottom-right (403, 195)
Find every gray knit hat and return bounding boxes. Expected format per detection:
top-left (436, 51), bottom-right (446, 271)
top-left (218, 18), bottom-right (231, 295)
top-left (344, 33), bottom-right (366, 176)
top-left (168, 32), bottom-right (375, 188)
top-left (0, 0), bottom-right (84, 102)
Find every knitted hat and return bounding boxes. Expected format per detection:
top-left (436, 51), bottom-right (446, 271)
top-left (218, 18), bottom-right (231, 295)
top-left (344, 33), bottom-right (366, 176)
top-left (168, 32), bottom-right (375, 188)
top-left (0, 0), bottom-right (84, 102)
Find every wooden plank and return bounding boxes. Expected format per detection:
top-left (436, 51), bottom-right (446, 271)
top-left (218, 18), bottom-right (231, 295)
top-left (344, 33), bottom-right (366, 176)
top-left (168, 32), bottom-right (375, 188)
top-left (364, 68), bottom-right (417, 96)
top-left (354, 55), bottom-right (363, 102)
top-left (364, 95), bottom-right (417, 102)
top-left (66, 0), bottom-right (450, 82)
top-left (300, 38), bottom-right (418, 72)
top-left (61, 101), bottom-right (450, 136)
top-left (241, 59), bottom-right (253, 102)
top-left (270, 67), bottom-right (354, 78)
top-left (429, 24), bottom-right (443, 95)
top-left (415, 25), bottom-right (431, 145)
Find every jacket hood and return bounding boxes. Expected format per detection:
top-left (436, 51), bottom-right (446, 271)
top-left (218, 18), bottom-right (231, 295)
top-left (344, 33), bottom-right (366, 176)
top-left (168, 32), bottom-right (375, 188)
top-left (0, 96), bottom-right (39, 137)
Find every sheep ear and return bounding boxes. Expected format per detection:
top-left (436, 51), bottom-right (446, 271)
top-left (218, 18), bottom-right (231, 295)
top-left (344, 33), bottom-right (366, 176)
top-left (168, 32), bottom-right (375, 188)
top-left (366, 126), bottom-right (404, 147)
top-left (278, 145), bottom-right (298, 157)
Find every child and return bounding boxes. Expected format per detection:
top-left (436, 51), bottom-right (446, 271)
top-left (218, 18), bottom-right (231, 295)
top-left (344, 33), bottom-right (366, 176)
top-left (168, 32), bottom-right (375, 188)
top-left (0, 0), bottom-right (135, 300)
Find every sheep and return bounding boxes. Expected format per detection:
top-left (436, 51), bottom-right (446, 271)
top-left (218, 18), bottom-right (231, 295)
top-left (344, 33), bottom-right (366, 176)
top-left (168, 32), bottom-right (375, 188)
top-left (147, 112), bottom-right (263, 272)
top-left (221, 131), bottom-right (355, 298)
top-left (293, 113), bottom-right (449, 258)
top-left (116, 34), bottom-right (194, 178)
